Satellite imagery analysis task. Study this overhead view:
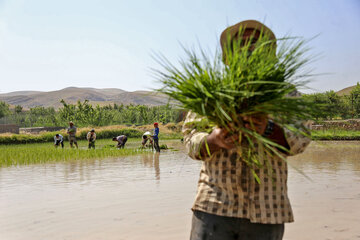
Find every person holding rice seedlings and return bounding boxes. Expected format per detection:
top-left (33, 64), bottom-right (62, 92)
top-left (142, 131), bottom-right (153, 149)
top-left (155, 20), bottom-right (314, 240)
top-left (87, 129), bottom-right (96, 149)
top-left (67, 121), bottom-right (78, 149)
top-left (113, 135), bottom-right (128, 149)
top-left (54, 133), bottom-right (64, 149)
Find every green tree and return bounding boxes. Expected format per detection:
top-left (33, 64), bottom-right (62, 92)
top-left (14, 105), bottom-right (23, 114)
top-left (324, 90), bottom-right (342, 119)
top-left (0, 101), bottom-right (10, 119)
top-left (348, 83), bottom-right (360, 118)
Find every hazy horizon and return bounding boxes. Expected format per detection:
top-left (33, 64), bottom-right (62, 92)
top-left (2, 83), bottom-right (359, 95)
top-left (0, 0), bottom-right (359, 94)
top-left (0, 86), bottom-right (152, 94)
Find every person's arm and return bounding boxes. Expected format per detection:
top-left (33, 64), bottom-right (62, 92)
top-left (281, 121), bottom-right (311, 156)
top-left (182, 111), bottom-right (225, 160)
top-left (93, 133), bottom-right (96, 141)
top-left (260, 120), bottom-right (290, 151)
top-left (196, 127), bottom-right (238, 159)
top-left (242, 116), bottom-right (310, 154)
top-left (182, 112), bottom-right (207, 160)
top-left (54, 136), bottom-right (57, 144)
top-left (86, 132), bottom-right (90, 141)
top-left (183, 112), bottom-right (310, 160)
top-left (246, 117), bottom-right (311, 155)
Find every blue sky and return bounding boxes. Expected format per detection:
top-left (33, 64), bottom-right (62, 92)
top-left (0, 0), bottom-right (359, 93)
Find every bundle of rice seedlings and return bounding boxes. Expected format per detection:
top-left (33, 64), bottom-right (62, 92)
top-left (153, 27), bottom-right (315, 181)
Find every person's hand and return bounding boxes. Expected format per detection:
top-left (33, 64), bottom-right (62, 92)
top-left (242, 115), bottom-right (268, 135)
top-left (206, 127), bottom-right (239, 151)
top-left (196, 127), bottom-right (240, 158)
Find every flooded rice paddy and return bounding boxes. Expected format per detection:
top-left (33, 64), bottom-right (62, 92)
top-left (0, 140), bottom-right (359, 240)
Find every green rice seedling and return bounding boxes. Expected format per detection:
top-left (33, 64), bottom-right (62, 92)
top-left (154, 28), bottom-right (316, 181)
top-left (159, 144), bottom-right (168, 150)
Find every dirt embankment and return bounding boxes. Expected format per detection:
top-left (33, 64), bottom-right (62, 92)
top-left (311, 119), bottom-right (360, 131)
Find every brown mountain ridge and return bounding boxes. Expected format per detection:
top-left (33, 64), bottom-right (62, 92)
top-left (336, 85), bottom-right (358, 96)
top-left (0, 87), bottom-right (170, 109)
top-left (2, 84), bottom-right (356, 109)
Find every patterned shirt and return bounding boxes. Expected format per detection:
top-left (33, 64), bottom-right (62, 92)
top-left (116, 135), bottom-right (127, 143)
top-left (182, 111), bottom-right (311, 224)
top-left (67, 126), bottom-right (77, 136)
top-left (86, 132), bottom-right (96, 142)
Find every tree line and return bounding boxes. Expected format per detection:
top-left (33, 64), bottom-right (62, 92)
top-left (0, 100), bottom-right (184, 127)
top-left (1, 83), bottom-right (360, 127)
top-left (302, 83), bottom-right (360, 120)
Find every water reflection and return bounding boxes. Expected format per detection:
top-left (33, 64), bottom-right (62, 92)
top-left (58, 152), bottom-right (162, 183)
top-left (141, 152), bottom-right (160, 180)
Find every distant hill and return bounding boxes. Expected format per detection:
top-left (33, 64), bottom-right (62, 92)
top-left (0, 91), bottom-right (43, 97)
top-left (0, 87), bottom-right (171, 109)
top-left (336, 85), bottom-right (357, 96)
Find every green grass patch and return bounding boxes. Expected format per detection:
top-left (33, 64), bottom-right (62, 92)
top-left (159, 132), bottom-right (183, 139)
top-left (0, 138), bottom-right (150, 167)
top-left (311, 129), bottom-right (360, 140)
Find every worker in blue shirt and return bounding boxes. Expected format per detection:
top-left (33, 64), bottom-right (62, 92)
top-left (152, 122), bottom-right (160, 152)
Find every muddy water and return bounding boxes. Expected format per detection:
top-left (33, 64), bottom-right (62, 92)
top-left (286, 141), bottom-right (360, 240)
top-left (0, 141), bottom-right (359, 240)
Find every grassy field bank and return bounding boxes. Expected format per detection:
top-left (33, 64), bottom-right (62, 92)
top-left (0, 138), bottom-right (162, 167)
top-left (2, 121), bottom-right (359, 145)
top-left (0, 123), bottom-right (183, 145)
top-left (311, 129), bottom-right (360, 140)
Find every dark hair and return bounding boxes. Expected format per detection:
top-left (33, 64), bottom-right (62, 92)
top-left (56, 134), bottom-right (59, 137)
top-left (112, 137), bottom-right (117, 141)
